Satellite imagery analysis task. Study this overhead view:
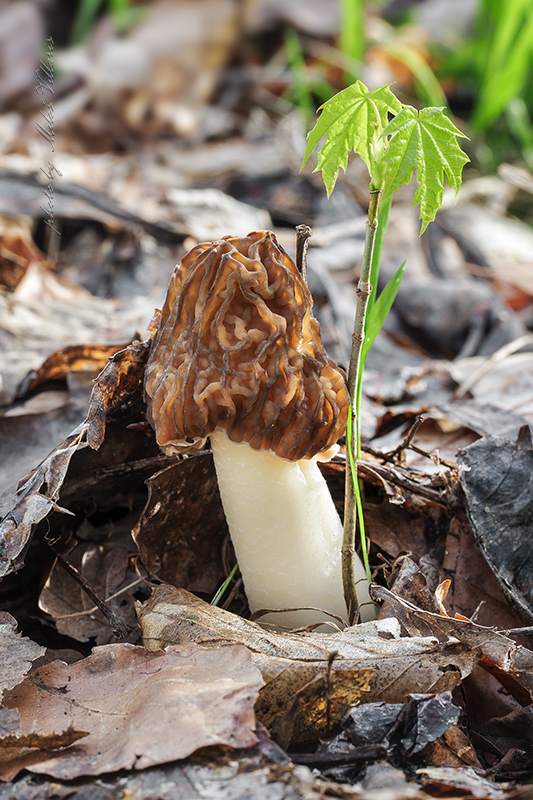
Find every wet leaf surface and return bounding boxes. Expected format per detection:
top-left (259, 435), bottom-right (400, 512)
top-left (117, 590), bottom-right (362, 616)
top-left (343, 691), bottom-right (460, 756)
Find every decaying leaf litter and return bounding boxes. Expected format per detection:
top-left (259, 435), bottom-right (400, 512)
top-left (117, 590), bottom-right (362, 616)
top-left (1, 0), bottom-right (533, 797)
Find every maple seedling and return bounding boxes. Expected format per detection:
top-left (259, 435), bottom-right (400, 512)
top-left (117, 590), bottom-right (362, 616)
top-left (302, 80), bottom-right (469, 623)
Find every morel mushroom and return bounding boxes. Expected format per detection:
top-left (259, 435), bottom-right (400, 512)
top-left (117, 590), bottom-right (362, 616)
top-left (144, 231), bottom-right (373, 628)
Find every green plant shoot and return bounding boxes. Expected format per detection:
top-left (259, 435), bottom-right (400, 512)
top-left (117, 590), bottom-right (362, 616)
top-left (302, 79), bottom-right (469, 622)
top-left (302, 79), bottom-right (469, 232)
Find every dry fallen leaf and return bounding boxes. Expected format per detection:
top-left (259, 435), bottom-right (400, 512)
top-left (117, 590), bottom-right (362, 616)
top-left (266, 664), bottom-right (374, 751)
top-left (0, 216), bottom-right (49, 292)
top-left (421, 725), bottom-right (482, 769)
top-left (132, 457), bottom-right (229, 595)
top-left (417, 766), bottom-right (508, 800)
top-left (458, 425), bottom-right (533, 623)
top-left (0, 613), bottom-right (44, 703)
top-left (85, 338), bottom-right (152, 450)
top-left (0, 335), bottom-right (160, 579)
top-left (18, 343), bottom-right (128, 397)
top-left (138, 583), bottom-right (481, 749)
top-left (373, 586), bottom-right (533, 698)
top-left (0, 641), bottom-right (262, 781)
top-left (0, 423), bottom-right (84, 579)
top-left (38, 543), bottom-right (139, 644)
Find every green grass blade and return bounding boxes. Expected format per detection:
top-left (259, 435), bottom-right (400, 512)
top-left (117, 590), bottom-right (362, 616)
top-left (472, 0), bottom-right (533, 130)
top-left (284, 28), bottom-right (315, 125)
top-left (70, 0), bottom-right (105, 45)
top-left (361, 260), bottom-right (406, 365)
top-left (211, 563), bottom-right (239, 607)
top-left (346, 407), bottom-right (371, 583)
top-left (383, 43), bottom-right (448, 109)
top-left (339, 0), bottom-right (365, 83)
top-left (368, 193), bottom-right (392, 311)
top-left (505, 99), bottom-right (533, 170)
top-left (355, 260), bottom-right (405, 460)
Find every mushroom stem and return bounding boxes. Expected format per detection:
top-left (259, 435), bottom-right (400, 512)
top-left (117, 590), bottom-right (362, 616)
top-left (210, 429), bottom-right (374, 629)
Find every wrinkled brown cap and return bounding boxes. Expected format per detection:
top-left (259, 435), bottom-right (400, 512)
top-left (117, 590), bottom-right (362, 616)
top-left (144, 231), bottom-right (349, 461)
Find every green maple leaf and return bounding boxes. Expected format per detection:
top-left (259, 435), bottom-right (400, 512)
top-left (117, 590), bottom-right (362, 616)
top-left (302, 80), bottom-right (402, 196)
top-left (380, 105), bottom-right (470, 233)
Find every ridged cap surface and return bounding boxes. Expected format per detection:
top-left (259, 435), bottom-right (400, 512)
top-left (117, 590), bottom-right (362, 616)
top-left (144, 231), bottom-right (349, 461)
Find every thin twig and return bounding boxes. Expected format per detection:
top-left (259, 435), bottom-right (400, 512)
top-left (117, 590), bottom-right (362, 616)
top-left (454, 332), bottom-right (533, 399)
top-left (387, 415), bottom-right (424, 464)
top-left (342, 189), bottom-right (381, 624)
top-left (221, 576), bottom-right (243, 611)
top-left (325, 650), bottom-right (338, 737)
top-left (361, 441), bottom-right (456, 472)
top-left (53, 577), bottom-right (145, 621)
top-left (291, 744), bottom-right (388, 765)
top-left (498, 625), bottom-right (533, 636)
top-left (357, 461), bottom-right (450, 505)
top-left (408, 443), bottom-right (456, 470)
top-left (250, 606), bottom-right (347, 627)
top-left (52, 550), bottom-right (130, 640)
top-left (296, 224), bottom-right (312, 285)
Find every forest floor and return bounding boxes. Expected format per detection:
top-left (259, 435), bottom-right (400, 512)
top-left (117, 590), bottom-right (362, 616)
top-left (1, 1), bottom-right (533, 798)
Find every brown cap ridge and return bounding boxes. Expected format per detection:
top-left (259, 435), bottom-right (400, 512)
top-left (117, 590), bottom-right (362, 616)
top-left (144, 230), bottom-right (349, 461)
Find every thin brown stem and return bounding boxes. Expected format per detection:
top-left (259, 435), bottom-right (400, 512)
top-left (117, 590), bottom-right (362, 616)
top-left (388, 415), bottom-right (424, 464)
top-left (296, 224), bottom-right (312, 285)
top-left (342, 189), bottom-right (381, 624)
top-left (52, 550), bottom-right (130, 640)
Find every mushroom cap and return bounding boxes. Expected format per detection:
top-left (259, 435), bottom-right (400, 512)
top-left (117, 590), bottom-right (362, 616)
top-left (144, 230), bottom-right (349, 461)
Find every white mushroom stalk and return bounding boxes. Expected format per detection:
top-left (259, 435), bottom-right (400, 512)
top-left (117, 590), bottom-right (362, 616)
top-left (144, 231), bottom-right (377, 629)
top-left (210, 429), bottom-right (373, 628)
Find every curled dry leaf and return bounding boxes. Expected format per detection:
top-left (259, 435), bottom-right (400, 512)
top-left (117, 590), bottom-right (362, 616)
top-left (0, 724), bottom-right (88, 754)
top-left (85, 338), bottom-right (152, 450)
top-left (372, 586), bottom-right (533, 698)
top-left (132, 456), bottom-right (229, 594)
top-left (0, 641), bottom-right (262, 781)
top-left (421, 724), bottom-right (482, 769)
top-left (18, 343), bottom-right (129, 397)
top-left (138, 584), bottom-right (481, 748)
top-left (0, 335), bottom-right (157, 580)
top-left (0, 613), bottom-right (44, 703)
top-left (458, 425), bottom-right (533, 621)
top-left (0, 425), bottom-right (83, 578)
top-left (0, 215), bottom-right (49, 292)
top-left (38, 543), bottom-right (139, 645)
top-left (417, 766), bottom-right (508, 800)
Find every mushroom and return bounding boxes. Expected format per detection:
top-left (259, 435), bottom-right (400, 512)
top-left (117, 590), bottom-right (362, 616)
top-left (144, 231), bottom-right (373, 628)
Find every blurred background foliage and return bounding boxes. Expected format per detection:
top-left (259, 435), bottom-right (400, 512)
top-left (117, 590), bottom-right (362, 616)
top-left (281, 0), bottom-right (533, 174)
top-left (3, 0), bottom-right (532, 191)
